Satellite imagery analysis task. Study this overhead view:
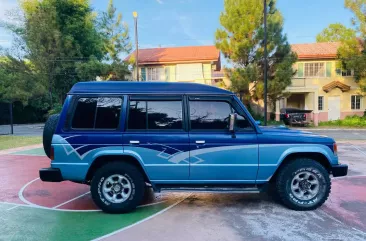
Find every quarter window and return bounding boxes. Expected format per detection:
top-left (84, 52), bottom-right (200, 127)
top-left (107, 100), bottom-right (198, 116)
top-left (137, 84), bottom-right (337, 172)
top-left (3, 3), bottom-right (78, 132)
top-left (351, 95), bottom-right (362, 110)
top-left (72, 97), bottom-right (122, 129)
top-left (128, 100), bottom-right (183, 130)
top-left (304, 63), bottom-right (325, 77)
top-left (318, 96), bottom-right (324, 111)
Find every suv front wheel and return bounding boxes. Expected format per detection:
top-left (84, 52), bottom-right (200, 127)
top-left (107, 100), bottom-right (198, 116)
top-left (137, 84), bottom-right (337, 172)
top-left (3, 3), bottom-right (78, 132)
top-left (275, 158), bottom-right (331, 210)
top-left (91, 162), bottom-right (145, 214)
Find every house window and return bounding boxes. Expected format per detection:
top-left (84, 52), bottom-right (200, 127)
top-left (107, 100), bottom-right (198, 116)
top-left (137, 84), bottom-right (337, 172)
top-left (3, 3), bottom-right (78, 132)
top-left (318, 96), bottom-right (324, 111)
top-left (336, 68), bottom-right (353, 76)
top-left (304, 63), bottom-right (325, 77)
top-left (147, 67), bottom-right (164, 81)
top-left (351, 95), bottom-right (362, 110)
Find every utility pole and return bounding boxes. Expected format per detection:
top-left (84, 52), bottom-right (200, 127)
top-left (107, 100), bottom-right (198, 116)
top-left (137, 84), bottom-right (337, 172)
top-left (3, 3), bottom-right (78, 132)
top-left (9, 101), bottom-right (13, 135)
top-left (263, 0), bottom-right (268, 126)
top-left (133, 11), bottom-right (139, 81)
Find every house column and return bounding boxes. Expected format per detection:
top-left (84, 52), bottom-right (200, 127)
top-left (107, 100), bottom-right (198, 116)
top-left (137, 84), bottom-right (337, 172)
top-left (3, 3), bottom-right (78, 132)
top-left (313, 91), bottom-right (319, 126)
top-left (275, 99), bottom-right (280, 121)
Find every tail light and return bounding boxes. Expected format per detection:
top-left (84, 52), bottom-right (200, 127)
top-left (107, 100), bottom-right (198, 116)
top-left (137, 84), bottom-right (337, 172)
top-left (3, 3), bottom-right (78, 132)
top-left (303, 114), bottom-right (306, 119)
top-left (50, 146), bottom-right (55, 160)
top-left (285, 114), bottom-right (289, 118)
top-left (333, 143), bottom-right (338, 156)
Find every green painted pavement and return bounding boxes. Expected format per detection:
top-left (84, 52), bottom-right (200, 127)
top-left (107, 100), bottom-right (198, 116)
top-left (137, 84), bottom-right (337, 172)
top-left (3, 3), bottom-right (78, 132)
top-left (0, 202), bottom-right (170, 241)
top-left (11, 148), bottom-right (46, 156)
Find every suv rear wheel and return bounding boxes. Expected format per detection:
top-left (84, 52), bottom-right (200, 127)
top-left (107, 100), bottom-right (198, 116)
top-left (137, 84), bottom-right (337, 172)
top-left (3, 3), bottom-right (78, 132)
top-left (91, 162), bottom-right (145, 214)
top-left (275, 158), bottom-right (331, 210)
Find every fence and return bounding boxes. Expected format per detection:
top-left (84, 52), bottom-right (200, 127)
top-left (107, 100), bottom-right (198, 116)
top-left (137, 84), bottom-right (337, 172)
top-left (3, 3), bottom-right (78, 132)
top-left (0, 102), bottom-right (12, 135)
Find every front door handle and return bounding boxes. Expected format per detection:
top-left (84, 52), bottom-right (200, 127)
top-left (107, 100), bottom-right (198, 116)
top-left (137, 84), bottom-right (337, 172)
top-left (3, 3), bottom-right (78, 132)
top-left (130, 140), bottom-right (140, 144)
top-left (195, 140), bottom-right (205, 144)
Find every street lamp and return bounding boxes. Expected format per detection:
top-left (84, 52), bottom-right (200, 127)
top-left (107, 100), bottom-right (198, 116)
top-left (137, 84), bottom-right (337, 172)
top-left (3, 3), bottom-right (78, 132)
top-left (133, 11), bottom-right (139, 81)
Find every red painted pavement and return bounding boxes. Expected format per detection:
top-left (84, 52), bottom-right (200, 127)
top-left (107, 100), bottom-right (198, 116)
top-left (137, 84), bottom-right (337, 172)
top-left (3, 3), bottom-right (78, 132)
top-left (323, 176), bottom-right (366, 231)
top-left (0, 155), bottom-right (49, 204)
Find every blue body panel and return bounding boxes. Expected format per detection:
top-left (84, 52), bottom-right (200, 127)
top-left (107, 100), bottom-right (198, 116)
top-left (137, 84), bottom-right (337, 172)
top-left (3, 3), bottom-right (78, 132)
top-left (50, 82), bottom-right (338, 185)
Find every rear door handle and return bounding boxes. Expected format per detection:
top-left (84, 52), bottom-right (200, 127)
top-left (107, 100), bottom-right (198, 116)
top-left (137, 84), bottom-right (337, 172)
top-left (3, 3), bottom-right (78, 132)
top-left (195, 140), bottom-right (205, 144)
top-left (130, 140), bottom-right (140, 144)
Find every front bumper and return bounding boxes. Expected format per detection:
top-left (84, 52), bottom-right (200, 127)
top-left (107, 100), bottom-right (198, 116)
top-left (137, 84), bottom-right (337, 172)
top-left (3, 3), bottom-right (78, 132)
top-left (331, 164), bottom-right (348, 177)
top-left (39, 168), bottom-right (63, 182)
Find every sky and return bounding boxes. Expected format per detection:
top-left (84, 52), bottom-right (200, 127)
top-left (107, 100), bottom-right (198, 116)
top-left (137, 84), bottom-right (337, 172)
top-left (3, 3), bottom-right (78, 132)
top-left (0, 0), bottom-right (356, 52)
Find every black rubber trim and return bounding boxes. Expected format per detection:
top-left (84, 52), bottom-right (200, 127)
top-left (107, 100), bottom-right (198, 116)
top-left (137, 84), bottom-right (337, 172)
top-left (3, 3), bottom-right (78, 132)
top-left (39, 168), bottom-right (63, 182)
top-left (331, 164), bottom-right (348, 177)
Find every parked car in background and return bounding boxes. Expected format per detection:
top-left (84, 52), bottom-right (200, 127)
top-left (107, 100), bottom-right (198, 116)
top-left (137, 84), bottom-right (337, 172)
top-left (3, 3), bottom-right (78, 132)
top-left (280, 108), bottom-right (313, 126)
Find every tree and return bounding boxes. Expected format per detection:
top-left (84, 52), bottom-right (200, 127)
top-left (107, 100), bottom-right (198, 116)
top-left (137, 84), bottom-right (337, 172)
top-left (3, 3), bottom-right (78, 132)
top-left (215, 0), bottom-right (297, 110)
top-left (316, 23), bottom-right (357, 42)
top-left (318, 0), bottom-right (366, 93)
top-left (99, 0), bottom-right (132, 63)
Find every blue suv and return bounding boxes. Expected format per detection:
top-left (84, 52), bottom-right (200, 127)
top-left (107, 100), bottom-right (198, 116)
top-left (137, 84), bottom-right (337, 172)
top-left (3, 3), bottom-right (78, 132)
top-left (39, 81), bottom-right (348, 213)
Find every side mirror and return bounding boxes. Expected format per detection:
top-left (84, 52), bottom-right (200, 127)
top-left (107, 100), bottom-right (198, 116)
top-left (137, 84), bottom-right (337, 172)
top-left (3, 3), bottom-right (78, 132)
top-left (255, 120), bottom-right (261, 125)
top-left (229, 113), bottom-right (237, 132)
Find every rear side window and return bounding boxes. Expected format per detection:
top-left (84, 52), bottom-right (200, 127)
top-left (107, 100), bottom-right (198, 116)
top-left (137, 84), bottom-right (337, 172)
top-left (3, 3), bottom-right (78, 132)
top-left (72, 97), bottom-right (122, 129)
top-left (128, 100), bottom-right (183, 130)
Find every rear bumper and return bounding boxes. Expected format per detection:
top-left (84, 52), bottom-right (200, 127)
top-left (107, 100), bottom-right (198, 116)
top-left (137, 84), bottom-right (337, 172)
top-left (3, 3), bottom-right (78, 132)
top-left (331, 164), bottom-right (348, 177)
top-left (39, 168), bottom-right (63, 182)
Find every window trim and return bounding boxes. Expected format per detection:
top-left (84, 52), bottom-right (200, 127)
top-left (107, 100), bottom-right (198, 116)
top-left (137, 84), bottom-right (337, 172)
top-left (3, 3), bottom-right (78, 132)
top-left (125, 95), bottom-right (186, 132)
top-left (68, 95), bottom-right (123, 132)
top-left (336, 67), bottom-right (353, 77)
top-left (304, 62), bottom-right (326, 78)
top-left (146, 67), bottom-right (165, 81)
top-left (318, 96), bottom-right (324, 111)
top-left (187, 95), bottom-right (255, 133)
top-left (351, 95), bottom-right (362, 110)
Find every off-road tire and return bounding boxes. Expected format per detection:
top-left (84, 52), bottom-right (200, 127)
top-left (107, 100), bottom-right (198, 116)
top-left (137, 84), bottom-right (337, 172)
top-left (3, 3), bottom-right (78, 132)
top-left (91, 162), bottom-right (145, 214)
top-left (43, 114), bottom-right (60, 158)
top-left (276, 158), bottom-right (331, 211)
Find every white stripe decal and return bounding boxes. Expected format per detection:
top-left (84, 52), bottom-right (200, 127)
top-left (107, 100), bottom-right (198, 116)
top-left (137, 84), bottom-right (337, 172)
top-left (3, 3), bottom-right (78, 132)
top-left (52, 162), bottom-right (89, 166)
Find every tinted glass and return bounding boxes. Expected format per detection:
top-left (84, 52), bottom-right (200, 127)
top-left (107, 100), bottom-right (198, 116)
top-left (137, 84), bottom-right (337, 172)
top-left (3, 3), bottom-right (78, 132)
top-left (236, 114), bottom-right (251, 129)
top-left (95, 97), bottom-right (122, 129)
top-left (190, 101), bottom-right (232, 130)
top-left (72, 98), bottom-right (97, 128)
top-left (128, 101), bottom-right (147, 129)
top-left (147, 101), bottom-right (183, 129)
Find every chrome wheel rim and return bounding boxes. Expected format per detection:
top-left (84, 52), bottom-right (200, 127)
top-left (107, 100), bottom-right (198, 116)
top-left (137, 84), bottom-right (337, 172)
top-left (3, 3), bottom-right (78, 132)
top-left (102, 174), bottom-right (132, 203)
top-left (290, 171), bottom-right (320, 201)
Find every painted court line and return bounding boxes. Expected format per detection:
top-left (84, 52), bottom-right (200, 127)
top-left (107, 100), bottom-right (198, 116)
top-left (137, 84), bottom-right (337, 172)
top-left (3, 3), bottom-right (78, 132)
top-left (52, 192), bottom-right (90, 209)
top-left (6, 205), bottom-right (19, 211)
top-left (17, 177), bottom-right (169, 212)
top-left (349, 143), bottom-right (366, 157)
top-left (320, 209), bottom-right (366, 236)
top-left (91, 193), bottom-right (192, 241)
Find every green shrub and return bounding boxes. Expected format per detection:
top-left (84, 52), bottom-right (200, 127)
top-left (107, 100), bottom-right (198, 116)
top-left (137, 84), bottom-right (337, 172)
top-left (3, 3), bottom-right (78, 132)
top-left (47, 103), bottom-right (63, 117)
top-left (319, 115), bottom-right (366, 127)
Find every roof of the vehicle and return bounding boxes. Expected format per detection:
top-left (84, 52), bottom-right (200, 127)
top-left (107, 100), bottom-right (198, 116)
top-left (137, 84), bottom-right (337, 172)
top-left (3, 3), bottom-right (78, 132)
top-left (69, 81), bottom-right (233, 95)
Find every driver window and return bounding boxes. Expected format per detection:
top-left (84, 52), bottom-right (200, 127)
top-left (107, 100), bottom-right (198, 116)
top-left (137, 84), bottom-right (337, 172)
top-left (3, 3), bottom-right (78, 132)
top-left (189, 101), bottom-right (232, 130)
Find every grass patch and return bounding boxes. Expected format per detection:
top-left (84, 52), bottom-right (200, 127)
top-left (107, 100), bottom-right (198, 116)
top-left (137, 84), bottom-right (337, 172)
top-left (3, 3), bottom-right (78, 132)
top-left (319, 115), bottom-right (366, 127)
top-left (0, 136), bottom-right (42, 150)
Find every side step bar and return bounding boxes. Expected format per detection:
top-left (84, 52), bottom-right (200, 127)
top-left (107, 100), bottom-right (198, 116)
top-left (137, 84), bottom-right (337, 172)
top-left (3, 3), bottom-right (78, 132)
top-left (155, 185), bottom-right (263, 194)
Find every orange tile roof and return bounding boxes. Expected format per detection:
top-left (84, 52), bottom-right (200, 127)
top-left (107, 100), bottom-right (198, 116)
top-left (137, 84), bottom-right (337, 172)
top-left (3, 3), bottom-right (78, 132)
top-left (124, 45), bottom-right (220, 64)
top-left (291, 42), bottom-right (341, 60)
